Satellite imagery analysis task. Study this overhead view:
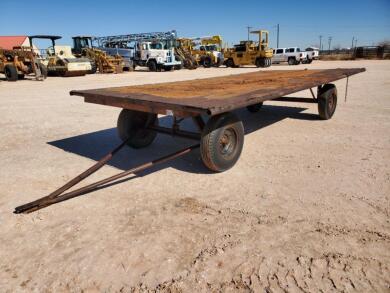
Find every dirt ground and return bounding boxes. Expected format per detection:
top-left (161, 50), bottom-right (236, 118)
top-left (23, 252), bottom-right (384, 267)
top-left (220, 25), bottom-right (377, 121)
top-left (0, 60), bottom-right (389, 292)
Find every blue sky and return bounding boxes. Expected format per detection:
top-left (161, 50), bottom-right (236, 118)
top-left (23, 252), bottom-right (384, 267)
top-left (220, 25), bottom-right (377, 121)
top-left (1, 0), bottom-right (389, 49)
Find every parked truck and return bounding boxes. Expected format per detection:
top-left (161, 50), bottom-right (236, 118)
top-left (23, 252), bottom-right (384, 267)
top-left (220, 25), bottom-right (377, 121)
top-left (272, 47), bottom-right (308, 65)
top-left (95, 31), bottom-right (181, 72)
top-left (306, 47), bottom-right (319, 61)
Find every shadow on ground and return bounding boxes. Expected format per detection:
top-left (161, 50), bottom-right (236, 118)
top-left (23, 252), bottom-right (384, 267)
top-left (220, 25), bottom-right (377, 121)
top-left (48, 104), bottom-right (317, 177)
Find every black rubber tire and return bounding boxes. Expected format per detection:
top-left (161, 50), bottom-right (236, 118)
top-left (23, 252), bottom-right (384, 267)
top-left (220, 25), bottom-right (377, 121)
top-left (200, 112), bottom-right (244, 172)
top-left (117, 109), bottom-right (158, 148)
top-left (247, 102), bottom-right (263, 113)
top-left (295, 60), bottom-right (300, 65)
top-left (39, 63), bottom-right (48, 79)
top-left (4, 64), bottom-right (18, 81)
top-left (163, 66), bottom-right (173, 71)
top-left (147, 60), bottom-right (157, 72)
top-left (255, 58), bottom-right (264, 68)
top-left (318, 84), bottom-right (337, 120)
top-left (203, 56), bottom-right (212, 68)
top-left (215, 57), bottom-right (223, 67)
top-left (225, 59), bottom-right (234, 68)
top-left (288, 58), bottom-right (295, 66)
top-left (88, 61), bottom-right (97, 74)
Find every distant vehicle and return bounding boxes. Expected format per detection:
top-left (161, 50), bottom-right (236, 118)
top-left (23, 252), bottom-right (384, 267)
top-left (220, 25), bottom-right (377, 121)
top-left (95, 31), bottom-right (182, 72)
top-left (306, 47), bottom-right (319, 61)
top-left (29, 35), bottom-right (92, 77)
top-left (272, 47), bottom-right (308, 65)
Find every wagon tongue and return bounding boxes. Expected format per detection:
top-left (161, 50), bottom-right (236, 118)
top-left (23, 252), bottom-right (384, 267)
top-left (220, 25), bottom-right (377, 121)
top-left (14, 142), bottom-right (199, 214)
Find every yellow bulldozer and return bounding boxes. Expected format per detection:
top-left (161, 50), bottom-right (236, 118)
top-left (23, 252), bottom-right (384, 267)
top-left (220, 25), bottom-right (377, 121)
top-left (72, 36), bottom-right (125, 74)
top-left (223, 30), bottom-right (273, 68)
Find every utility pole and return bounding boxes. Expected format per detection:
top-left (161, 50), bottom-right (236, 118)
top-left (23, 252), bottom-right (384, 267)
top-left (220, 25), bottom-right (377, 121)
top-left (351, 36), bottom-right (355, 49)
top-left (246, 26), bottom-right (252, 41)
top-left (319, 35), bottom-right (323, 51)
top-left (354, 38), bottom-right (357, 48)
top-left (328, 36), bottom-right (332, 52)
top-left (277, 24), bottom-right (280, 48)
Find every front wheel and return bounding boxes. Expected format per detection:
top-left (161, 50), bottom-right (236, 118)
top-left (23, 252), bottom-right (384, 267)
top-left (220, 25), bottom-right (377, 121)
top-left (318, 84), bottom-right (337, 120)
top-left (200, 112), bottom-right (244, 172)
top-left (288, 58), bottom-right (295, 65)
top-left (147, 60), bottom-right (157, 72)
top-left (117, 109), bottom-right (158, 148)
top-left (203, 56), bottom-right (212, 68)
top-left (4, 64), bottom-right (18, 81)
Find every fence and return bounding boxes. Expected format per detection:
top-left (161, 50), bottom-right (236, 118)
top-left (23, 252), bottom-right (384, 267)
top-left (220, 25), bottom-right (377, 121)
top-left (319, 46), bottom-right (390, 60)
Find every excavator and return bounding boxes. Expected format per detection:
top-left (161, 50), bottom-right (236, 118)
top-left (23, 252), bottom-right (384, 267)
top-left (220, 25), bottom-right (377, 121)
top-left (72, 36), bottom-right (125, 74)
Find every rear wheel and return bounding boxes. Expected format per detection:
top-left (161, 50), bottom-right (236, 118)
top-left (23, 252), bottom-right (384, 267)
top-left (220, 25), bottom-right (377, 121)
top-left (117, 109), bottom-right (158, 148)
top-left (318, 84), bottom-right (337, 120)
top-left (200, 112), bottom-right (244, 172)
top-left (288, 58), bottom-right (295, 65)
top-left (4, 64), bottom-right (18, 81)
top-left (247, 102), bottom-right (263, 113)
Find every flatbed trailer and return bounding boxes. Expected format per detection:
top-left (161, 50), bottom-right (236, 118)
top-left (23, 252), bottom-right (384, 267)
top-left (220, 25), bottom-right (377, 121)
top-left (15, 68), bottom-right (364, 213)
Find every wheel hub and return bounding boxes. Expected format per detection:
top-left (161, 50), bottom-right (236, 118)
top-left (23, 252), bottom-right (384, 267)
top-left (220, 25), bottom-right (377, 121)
top-left (219, 128), bottom-right (237, 156)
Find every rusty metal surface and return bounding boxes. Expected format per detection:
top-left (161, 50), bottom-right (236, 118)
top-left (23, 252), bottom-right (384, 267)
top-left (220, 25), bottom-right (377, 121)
top-left (70, 68), bottom-right (365, 116)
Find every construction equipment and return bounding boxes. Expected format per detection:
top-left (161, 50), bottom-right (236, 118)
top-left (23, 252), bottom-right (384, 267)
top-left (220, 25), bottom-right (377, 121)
top-left (224, 30), bottom-right (273, 68)
top-left (175, 38), bottom-right (198, 69)
top-left (72, 36), bottom-right (125, 73)
top-left (14, 68), bottom-right (365, 213)
top-left (95, 31), bottom-right (181, 72)
top-left (29, 35), bottom-right (92, 77)
top-left (0, 46), bottom-right (46, 81)
top-left (191, 35), bottom-right (224, 67)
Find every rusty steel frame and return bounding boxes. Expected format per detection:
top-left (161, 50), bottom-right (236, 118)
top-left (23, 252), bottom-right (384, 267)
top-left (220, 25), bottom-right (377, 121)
top-left (15, 68), bottom-right (366, 214)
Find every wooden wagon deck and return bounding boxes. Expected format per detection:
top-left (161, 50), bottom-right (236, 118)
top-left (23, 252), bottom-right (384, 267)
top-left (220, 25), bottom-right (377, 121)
top-left (70, 68), bottom-right (365, 116)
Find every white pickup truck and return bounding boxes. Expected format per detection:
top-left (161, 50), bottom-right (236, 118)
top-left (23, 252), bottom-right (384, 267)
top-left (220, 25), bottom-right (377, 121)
top-left (305, 47), bottom-right (319, 61)
top-left (272, 47), bottom-right (309, 65)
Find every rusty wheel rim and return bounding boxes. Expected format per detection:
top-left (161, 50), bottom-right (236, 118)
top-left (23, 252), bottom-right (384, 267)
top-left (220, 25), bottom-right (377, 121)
top-left (219, 128), bottom-right (237, 157)
top-left (328, 93), bottom-right (336, 114)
